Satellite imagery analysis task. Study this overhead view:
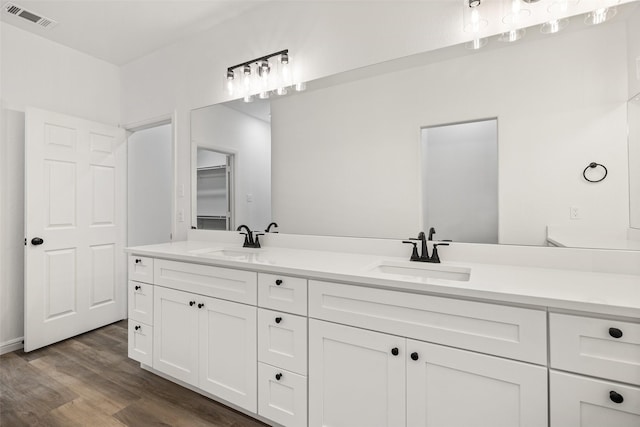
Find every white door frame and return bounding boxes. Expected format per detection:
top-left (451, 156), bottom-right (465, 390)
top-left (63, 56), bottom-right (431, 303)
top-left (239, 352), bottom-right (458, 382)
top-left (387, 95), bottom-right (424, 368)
top-left (124, 112), bottom-right (177, 242)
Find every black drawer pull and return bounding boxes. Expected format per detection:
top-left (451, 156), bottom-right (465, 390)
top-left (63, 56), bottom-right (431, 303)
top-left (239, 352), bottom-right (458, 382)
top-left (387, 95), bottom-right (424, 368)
top-left (410, 352), bottom-right (419, 361)
top-left (135, 285), bottom-right (141, 291)
top-left (189, 301), bottom-right (196, 306)
top-left (391, 347), bottom-right (399, 356)
top-left (134, 325), bottom-right (141, 331)
top-left (198, 303), bottom-right (204, 309)
top-left (275, 373), bottom-right (282, 381)
top-left (610, 390), bottom-right (624, 404)
top-left (135, 258), bottom-right (142, 264)
top-left (609, 328), bottom-right (623, 339)
top-left (275, 317), bottom-right (282, 324)
top-left (275, 279), bottom-right (283, 286)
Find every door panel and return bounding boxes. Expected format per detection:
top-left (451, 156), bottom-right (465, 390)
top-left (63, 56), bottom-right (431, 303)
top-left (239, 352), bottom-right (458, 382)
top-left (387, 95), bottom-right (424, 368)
top-left (25, 107), bottom-right (126, 352)
top-left (406, 339), bottom-right (547, 427)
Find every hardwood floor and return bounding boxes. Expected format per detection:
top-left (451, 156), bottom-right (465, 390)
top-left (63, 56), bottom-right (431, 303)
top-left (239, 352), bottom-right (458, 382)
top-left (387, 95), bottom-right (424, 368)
top-left (0, 320), bottom-right (267, 427)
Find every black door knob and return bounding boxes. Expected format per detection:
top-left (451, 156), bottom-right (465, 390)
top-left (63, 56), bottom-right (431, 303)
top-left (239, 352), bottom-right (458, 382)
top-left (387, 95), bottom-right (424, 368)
top-left (189, 301), bottom-right (196, 306)
top-left (275, 279), bottom-right (283, 286)
top-left (135, 285), bottom-right (141, 290)
top-left (31, 237), bottom-right (44, 246)
top-left (609, 390), bottom-right (624, 404)
top-left (275, 317), bottom-right (282, 324)
top-left (275, 373), bottom-right (282, 381)
top-left (410, 352), bottom-right (419, 361)
top-left (609, 328), bottom-right (623, 339)
top-left (198, 303), bottom-right (204, 309)
top-left (134, 325), bottom-right (141, 331)
top-left (391, 347), bottom-right (399, 356)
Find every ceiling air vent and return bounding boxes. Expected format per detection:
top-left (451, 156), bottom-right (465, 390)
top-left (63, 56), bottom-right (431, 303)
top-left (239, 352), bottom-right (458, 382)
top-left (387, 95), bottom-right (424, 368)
top-left (3, 2), bottom-right (57, 29)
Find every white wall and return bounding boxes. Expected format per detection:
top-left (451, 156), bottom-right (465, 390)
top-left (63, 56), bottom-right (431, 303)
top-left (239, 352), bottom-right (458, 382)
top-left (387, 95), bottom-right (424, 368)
top-left (627, 6), bottom-right (640, 98)
top-left (128, 124), bottom-right (172, 246)
top-left (0, 23), bottom-right (121, 350)
top-left (422, 120), bottom-right (498, 244)
top-left (191, 105), bottom-right (271, 231)
top-left (271, 22), bottom-right (629, 244)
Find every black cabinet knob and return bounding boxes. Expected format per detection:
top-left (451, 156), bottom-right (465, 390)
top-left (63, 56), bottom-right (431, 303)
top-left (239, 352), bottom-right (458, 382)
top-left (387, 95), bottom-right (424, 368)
top-left (391, 347), bottom-right (399, 356)
top-left (275, 317), bottom-right (282, 324)
top-left (609, 328), bottom-right (623, 339)
top-left (410, 352), bottom-right (419, 361)
top-left (31, 237), bottom-right (44, 246)
top-left (275, 279), bottom-right (283, 286)
top-left (275, 373), bottom-right (282, 381)
top-left (198, 303), bottom-right (204, 309)
top-left (610, 390), bottom-right (624, 404)
top-left (135, 285), bottom-right (141, 290)
top-left (189, 301), bottom-right (196, 306)
top-left (134, 325), bottom-right (141, 331)
top-left (135, 258), bottom-right (141, 264)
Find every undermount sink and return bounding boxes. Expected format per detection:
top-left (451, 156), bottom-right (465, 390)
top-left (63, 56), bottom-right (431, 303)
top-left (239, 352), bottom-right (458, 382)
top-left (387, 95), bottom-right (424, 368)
top-left (367, 260), bottom-right (471, 282)
top-left (189, 247), bottom-right (275, 263)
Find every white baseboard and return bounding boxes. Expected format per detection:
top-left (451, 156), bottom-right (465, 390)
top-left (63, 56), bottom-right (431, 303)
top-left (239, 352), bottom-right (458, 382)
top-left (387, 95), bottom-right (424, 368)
top-left (1, 337), bottom-right (24, 355)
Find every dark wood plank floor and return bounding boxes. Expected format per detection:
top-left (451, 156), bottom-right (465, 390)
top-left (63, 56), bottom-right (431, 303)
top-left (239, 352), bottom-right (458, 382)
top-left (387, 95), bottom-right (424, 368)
top-left (0, 320), bottom-right (268, 427)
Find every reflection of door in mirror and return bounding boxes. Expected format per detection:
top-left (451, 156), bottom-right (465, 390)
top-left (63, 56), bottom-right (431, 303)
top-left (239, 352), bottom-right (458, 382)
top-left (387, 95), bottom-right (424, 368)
top-left (421, 119), bottom-right (498, 244)
top-left (630, 94), bottom-right (640, 231)
top-left (197, 148), bottom-right (233, 230)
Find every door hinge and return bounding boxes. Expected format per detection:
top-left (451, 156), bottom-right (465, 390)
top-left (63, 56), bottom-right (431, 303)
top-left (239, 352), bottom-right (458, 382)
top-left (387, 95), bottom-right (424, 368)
top-left (24, 238), bottom-right (27, 246)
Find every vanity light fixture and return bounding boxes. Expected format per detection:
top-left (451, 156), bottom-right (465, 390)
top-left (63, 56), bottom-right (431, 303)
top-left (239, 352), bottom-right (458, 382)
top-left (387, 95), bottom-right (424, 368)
top-left (224, 49), bottom-right (303, 102)
top-left (585, 6), bottom-right (617, 25)
top-left (462, 0), bottom-right (488, 49)
top-left (541, 0), bottom-right (570, 34)
top-left (498, 28), bottom-right (526, 42)
top-left (540, 18), bottom-right (569, 33)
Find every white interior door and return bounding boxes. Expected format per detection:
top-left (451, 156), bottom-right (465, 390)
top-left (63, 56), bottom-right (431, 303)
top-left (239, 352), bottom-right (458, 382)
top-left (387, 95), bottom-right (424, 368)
top-left (24, 107), bottom-right (126, 352)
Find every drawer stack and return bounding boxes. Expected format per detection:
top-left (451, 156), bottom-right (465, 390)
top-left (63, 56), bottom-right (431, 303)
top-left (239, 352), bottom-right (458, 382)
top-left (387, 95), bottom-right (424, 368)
top-left (128, 255), bottom-right (154, 365)
top-left (549, 313), bottom-right (640, 427)
top-left (256, 273), bottom-right (308, 427)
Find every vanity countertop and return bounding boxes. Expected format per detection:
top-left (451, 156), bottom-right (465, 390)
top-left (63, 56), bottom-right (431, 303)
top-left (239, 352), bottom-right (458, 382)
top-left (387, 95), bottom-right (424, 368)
top-left (126, 240), bottom-right (640, 318)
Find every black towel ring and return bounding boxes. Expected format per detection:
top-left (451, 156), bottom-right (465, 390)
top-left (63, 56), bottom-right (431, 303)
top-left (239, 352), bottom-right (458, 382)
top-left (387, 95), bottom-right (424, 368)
top-left (583, 162), bottom-right (607, 183)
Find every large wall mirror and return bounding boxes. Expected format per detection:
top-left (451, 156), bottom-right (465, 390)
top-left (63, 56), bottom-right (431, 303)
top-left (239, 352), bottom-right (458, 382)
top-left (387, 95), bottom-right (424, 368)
top-left (192, 4), bottom-right (640, 250)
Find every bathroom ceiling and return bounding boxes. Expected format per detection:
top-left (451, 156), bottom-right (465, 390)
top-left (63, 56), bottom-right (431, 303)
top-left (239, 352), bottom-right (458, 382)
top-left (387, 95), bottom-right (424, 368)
top-left (0, 0), bottom-right (267, 65)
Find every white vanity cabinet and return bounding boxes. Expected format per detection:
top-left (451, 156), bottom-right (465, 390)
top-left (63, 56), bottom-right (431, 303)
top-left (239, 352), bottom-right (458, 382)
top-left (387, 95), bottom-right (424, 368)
top-left (309, 319), bottom-right (547, 427)
top-left (549, 312), bottom-right (640, 427)
top-left (128, 255), bottom-right (155, 365)
top-left (308, 280), bottom-right (548, 427)
top-left (153, 285), bottom-right (258, 412)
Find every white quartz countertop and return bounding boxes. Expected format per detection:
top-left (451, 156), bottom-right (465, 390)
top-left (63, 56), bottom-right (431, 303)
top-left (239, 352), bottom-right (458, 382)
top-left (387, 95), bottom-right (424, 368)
top-left (126, 240), bottom-right (640, 318)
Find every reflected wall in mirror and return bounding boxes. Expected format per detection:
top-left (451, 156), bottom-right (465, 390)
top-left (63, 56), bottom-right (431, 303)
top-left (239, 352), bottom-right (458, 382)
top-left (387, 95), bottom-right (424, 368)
top-left (192, 101), bottom-right (271, 232)
top-left (192, 5), bottom-right (640, 250)
top-left (421, 119), bottom-right (498, 244)
top-left (630, 93), bottom-right (640, 230)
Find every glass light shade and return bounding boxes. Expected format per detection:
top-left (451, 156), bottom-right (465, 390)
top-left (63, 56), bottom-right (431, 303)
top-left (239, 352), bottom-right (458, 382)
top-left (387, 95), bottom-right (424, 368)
top-left (462, 1), bottom-right (488, 33)
top-left (502, 0), bottom-right (531, 24)
top-left (540, 18), bottom-right (569, 33)
top-left (585, 6), bottom-right (616, 25)
top-left (465, 37), bottom-right (488, 50)
top-left (243, 94), bottom-right (255, 103)
top-left (498, 28), bottom-right (525, 42)
top-left (295, 81), bottom-right (307, 92)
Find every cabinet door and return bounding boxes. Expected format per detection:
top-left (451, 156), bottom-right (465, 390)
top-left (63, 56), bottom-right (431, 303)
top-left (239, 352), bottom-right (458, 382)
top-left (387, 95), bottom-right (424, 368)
top-left (198, 296), bottom-right (257, 413)
top-left (309, 319), bottom-right (405, 427)
top-left (550, 370), bottom-right (640, 427)
top-left (153, 286), bottom-right (199, 386)
top-left (407, 339), bottom-right (547, 427)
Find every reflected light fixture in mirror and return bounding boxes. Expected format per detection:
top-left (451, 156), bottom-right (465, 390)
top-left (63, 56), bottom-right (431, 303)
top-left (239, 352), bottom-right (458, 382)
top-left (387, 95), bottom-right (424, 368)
top-left (542, 0), bottom-right (570, 34)
top-left (585, 0), bottom-right (619, 25)
top-left (462, 0), bottom-right (489, 50)
top-left (225, 49), bottom-right (304, 103)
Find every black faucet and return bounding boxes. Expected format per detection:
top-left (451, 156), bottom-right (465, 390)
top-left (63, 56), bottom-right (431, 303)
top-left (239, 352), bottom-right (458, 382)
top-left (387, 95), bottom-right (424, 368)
top-left (402, 231), bottom-right (449, 263)
top-left (265, 222), bottom-right (279, 233)
top-left (237, 225), bottom-right (264, 248)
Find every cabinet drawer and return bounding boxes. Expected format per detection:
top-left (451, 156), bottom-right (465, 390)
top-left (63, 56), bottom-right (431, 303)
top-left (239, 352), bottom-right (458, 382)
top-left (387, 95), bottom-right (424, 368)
top-left (258, 309), bottom-right (307, 375)
top-left (128, 281), bottom-right (153, 325)
top-left (154, 259), bottom-right (257, 305)
top-left (128, 256), bottom-right (154, 283)
top-left (128, 321), bottom-right (153, 366)
top-left (550, 313), bottom-right (640, 385)
top-left (550, 370), bottom-right (640, 427)
top-left (258, 273), bottom-right (307, 315)
top-left (258, 362), bottom-right (307, 427)
top-left (309, 280), bottom-right (547, 364)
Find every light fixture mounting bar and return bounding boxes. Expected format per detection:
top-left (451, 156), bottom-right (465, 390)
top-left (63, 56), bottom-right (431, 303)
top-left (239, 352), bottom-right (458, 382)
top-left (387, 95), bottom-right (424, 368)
top-left (227, 49), bottom-right (289, 73)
